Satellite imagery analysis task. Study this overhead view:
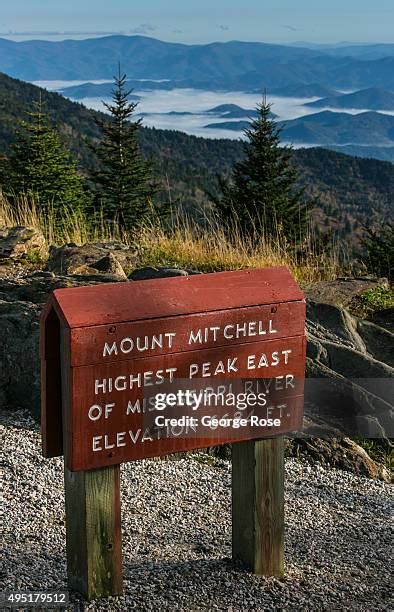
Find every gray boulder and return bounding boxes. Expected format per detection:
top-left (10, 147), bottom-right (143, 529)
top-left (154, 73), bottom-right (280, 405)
top-left (93, 253), bottom-right (127, 278)
top-left (305, 276), bottom-right (389, 308)
top-left (0, 226), bottom-right (48, 260)
top-left (0, 270), bottom-right (126, 416)
top-left (0, 299), bottom-right (41, 412)
top-left (129, 266), bottom-right (189, 280)
top-left (286, 437), bottom-right (390, 482)
top-left (46, 242), bottom-right (138, 277)
top-left (304, 300), bottom-right (393, 440)
top-left (369, 308), bottom-right (393, 333)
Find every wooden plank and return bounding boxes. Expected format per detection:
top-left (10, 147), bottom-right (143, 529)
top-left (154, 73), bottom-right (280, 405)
top-left (69, 300), bottom-right (305, 367)
top-left (40, 306), bottom-right (63, 457)
top-left (61, 328), bottom-right (123, 599)
top-left (64, 465), bottom-right (123, 599)
top-left (232, 439), bottom-right (256, 569)
top-left (254, 437), bottom-right (285, 576)
top-left (52, 267), bottom-right (304, 329)
top-left (232, 437), bottom-right (285, 576)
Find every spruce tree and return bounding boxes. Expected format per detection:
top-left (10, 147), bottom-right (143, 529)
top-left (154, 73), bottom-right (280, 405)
top-left (92, 69), bottom-right (155, 231)
top-left (5, 95), bottom-right (86, 217)
top-left (362, 222), bottom-right (393, 280)
top-left (214, 99), bottom-right (312, 243)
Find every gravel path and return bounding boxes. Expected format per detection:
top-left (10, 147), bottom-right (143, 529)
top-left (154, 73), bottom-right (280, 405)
top-left (1, 411), bottom-right (393, 611)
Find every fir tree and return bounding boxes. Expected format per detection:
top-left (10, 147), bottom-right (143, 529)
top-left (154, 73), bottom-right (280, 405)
top-left (92, 68), bottom-right (156, 230)
top-left (4, 95), bottom-right (87, 217)
top-left (362, 222), bottom-right (393, 280)
top-left (213, 99), bottom-right (312, 243)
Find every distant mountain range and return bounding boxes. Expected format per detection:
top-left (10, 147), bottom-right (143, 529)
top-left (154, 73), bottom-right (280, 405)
top-left (1, 35), bottom-right (394, 91)
top-left (205, 104), bottom-right (260, 118)
top-left (280, 111), bottom-right (394, 146)
top-left (140, 105), bottom-right (262, 124)
top-left (289, 42), bottom-right (394, 60)
top-left (305, 88), bottom-right (394, 111)
top-left (133, 101), bottom-right (394, 151)
top-left (269, 83), bottom-right (337, 98)
top-left (204, 109), bottom-right (394, 151)
top-left (59, 80), bottom-right (338, 100)
top-left (56, 81), bottom-right (141, 101)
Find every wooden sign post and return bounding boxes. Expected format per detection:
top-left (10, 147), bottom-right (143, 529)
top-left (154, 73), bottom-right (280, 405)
top-left (40, 267), bottom-right (306, 599)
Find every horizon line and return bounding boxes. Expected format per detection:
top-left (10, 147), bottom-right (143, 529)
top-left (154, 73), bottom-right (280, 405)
top-left (0, 33), bottom-right (391, 46)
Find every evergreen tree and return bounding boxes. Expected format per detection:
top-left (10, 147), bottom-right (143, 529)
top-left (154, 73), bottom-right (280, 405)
top-left (4, 95), bottom-right (87, 217)
top-left (92, 68), bottom-right (156, 230)
top-left (362, 222), bottom-right (393, 280)
top-left (213, 99), bottom-right (312, 242)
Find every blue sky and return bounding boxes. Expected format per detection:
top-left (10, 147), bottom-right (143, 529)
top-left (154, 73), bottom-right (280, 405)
top-left (1, 0), bottom-right (393, 44)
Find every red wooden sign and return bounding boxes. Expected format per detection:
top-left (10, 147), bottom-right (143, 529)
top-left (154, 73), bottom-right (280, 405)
top-left (41, 267), bottom-right (306, 471)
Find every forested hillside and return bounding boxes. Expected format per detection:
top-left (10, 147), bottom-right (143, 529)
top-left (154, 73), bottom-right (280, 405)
top-left (0, 72), bottom-right (393, 239)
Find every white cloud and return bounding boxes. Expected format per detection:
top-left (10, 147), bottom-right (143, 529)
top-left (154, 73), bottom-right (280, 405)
top-left (129, 23), bottom-right (156, 35)
top-left (73, 88), bottom-right (326, 139)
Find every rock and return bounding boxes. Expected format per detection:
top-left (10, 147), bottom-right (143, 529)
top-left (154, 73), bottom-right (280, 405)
top-left (93, 253), bottom-right (128, 279)
top-left (67, 272), bottom-right (127, 284)
top-left (0, 270), bottom-right (126, 305)
top-left (0, 299), bottom-right (41, 414)
top-left (369, 308), bottom-right (394, 334)
top-left (46, 243), bottom-right (104, 274)
top-left (30, 271), bottom-right (56, 279)
top-left (306, 301), bottom-right (366, 351)
top-left (286, 437), bottom-right (391, 482)
top-left (129, 266), bottom-right (189, 280)
top-left (0, 226), bottom-right (47, 260)
top-left (356, 319), bottom-right (394, 367)
top-left (305, 300), bottom-right (393, 440)
top-left (45, 242), bottom-right (136, 276)
top-left (67, 264), bottom-right (102, 276)
top-left (92, 241), bottom-right (139, 271)
top-left (0, 271), bottom-right (126, 415)
top-left (305, 277), bottom-right (389, 308)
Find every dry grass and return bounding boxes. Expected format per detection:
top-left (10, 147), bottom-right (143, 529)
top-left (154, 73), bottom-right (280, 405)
top-left (0, 193), bottom-right (344, 284)
top-left (137, 219), bottom-right (343, 285)
top-left (0, 193), bottom-right (126, 246)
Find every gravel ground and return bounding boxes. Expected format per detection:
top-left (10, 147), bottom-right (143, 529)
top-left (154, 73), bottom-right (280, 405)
top-left (1, 410), bottom-right (393, 611)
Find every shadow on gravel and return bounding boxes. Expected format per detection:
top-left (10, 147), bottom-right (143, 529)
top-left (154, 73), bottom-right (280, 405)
top-left (120, 557), bottom-right (259, 601)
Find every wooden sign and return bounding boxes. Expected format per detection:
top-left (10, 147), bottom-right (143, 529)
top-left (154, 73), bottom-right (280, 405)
top-left (41, 267), bottom-right (306, 471)
top-left (40, 267), bottom-right (306, 599)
